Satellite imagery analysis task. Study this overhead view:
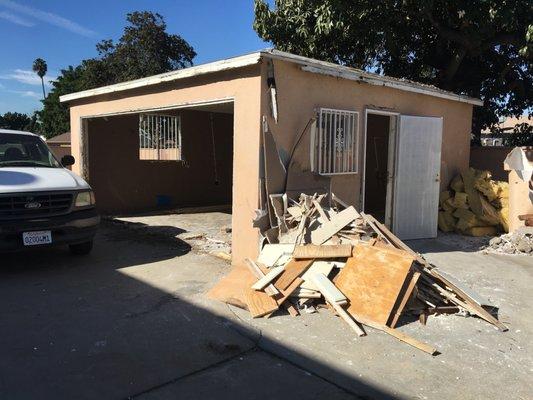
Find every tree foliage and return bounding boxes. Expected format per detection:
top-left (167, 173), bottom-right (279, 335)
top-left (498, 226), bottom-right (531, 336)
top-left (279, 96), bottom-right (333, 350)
top-left (254, 0), bottom-right (532, 143)
top-left (0, 112), bottom-right (32, 131)
top-left (32, 58), bottom-right (48, 99)
top-left (38, 11), bottom-right (196, 138)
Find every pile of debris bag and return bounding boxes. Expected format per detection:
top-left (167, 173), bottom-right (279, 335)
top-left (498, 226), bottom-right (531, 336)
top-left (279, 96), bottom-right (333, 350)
top-left (438, 168), bottom-right (509, 236)
top-left (209, 193), bottom-right (507, 356)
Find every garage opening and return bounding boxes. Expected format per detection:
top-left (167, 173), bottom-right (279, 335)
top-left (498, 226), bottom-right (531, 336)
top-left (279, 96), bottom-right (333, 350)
top-left (85, 101), bottom-right (234, 215)
top-left (363, 112), bottom-right (396, 224)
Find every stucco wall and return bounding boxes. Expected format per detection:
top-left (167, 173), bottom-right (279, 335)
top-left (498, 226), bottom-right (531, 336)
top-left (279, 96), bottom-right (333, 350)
top-left (470, 146), bottom-right (513, 181)
top-left (261, 60), bottom-right (474, 209)
top-left (87, 110), bottom-right (233, 213)
top-left (68, 66), bottom-right (263, 266)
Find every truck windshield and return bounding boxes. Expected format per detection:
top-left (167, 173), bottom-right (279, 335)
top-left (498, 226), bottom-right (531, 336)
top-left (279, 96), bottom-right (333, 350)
top-left (0, 133), bottom-right (61, 168)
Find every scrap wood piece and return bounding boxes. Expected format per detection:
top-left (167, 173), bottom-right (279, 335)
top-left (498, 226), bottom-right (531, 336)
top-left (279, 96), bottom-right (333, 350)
top-left (244, 258), bottom-right (279, 296)
top-left (354, 313), bottom-right (437, 355)
top-left (311, 273), bottom-right (365, 337)
top-left (311, 206), bottom-right (360, 245)
top-left (251, 265), bottom-right (285, 290)
top-left (389, 270), bottom-right (421, 328)
top-left (257, 244), bottom-right (295, 267)
top-left (300, 260), bottom-right (339, 291)
top-left (290, 288), bottom-right (322, 298)
top-left (312, 198), bottom-right (329, 221)
top-left (331, 193), bottom-right (350, 210)
top-left (309, 273), bottom-right (347, 305)
top-left (245, 289), bottom-right (279, 318)
top-left (274, 258), bottom-right (314, 291)
top-left (275, 277), bottom-right (304, 307)
top-left (206, 264), bottom-right (256, 309)
top-left (427, 269), bottom-right (507, 331)
top-left (335, 244), bottom-right (415, 326)
top-left (293, 244), bottom-right (352, 259)
top-left (270, 194), bottom-right (289, 233)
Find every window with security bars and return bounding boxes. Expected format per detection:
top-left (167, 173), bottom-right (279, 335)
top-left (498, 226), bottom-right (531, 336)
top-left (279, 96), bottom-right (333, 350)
top-left (311, 108), bottom-right (359, 175)
top-left (139, 114), bottom-right (181, 161)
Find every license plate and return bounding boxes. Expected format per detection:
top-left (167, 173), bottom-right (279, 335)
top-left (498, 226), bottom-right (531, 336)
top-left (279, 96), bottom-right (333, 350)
top-left (22, 231), bottom-right (52, 246)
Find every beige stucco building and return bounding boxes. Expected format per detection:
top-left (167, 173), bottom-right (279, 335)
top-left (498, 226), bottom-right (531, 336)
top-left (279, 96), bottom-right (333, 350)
top-left (60, 49), bottom-right (482, 266)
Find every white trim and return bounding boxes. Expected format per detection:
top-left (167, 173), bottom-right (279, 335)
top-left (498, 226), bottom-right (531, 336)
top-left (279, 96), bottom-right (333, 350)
top-left (361, 108), bottom-right (399, 213)
top-left (59, 48), bottom-right (483, 106)
top-left (79, 98), bottom-right (234, 119)
top-left (59, 53), bottom-right (262, 102)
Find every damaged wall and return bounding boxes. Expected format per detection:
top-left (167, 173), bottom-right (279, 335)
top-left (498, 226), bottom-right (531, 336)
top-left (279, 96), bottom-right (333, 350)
top-left (261, 59), bottom-right (474, 209)
top-left (88, 110), bottom-right (233, 213)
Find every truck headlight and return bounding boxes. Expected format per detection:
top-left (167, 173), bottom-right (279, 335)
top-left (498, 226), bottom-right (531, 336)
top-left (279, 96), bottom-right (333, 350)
top-left (75, 191), bottom-right (96, 207)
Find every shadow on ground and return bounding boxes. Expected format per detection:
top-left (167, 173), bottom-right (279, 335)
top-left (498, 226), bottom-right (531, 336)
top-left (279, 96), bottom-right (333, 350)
top-left (0, 224), bottom-right (396, 400)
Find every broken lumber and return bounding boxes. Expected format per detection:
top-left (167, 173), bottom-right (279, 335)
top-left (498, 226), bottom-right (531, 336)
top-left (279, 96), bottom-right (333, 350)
top-left (244, 258), bottom-right (279, 296)
top-left (245, 289), bottom-right (279, 318)
top-left (293, 244), bottom-right (352, 259)
top-left (251, 265), bottom-right (285, 290)
top-left (311, 206), bottom-right (359, 244)
top-left (274, 258), bottom-right (314, 291)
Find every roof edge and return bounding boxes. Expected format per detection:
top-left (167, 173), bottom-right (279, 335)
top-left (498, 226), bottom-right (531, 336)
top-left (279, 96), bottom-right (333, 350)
top-left (59, 52), bottom-right (262, 103)
top-left (261, 49), bottom-right (483, 106)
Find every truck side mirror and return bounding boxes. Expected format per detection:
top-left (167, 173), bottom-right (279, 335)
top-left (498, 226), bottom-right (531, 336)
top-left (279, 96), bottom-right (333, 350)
top-left (61, 155), bottom-right (75, 167)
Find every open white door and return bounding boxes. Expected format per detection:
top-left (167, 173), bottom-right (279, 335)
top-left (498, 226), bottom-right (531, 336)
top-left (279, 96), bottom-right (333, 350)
top-left (393, 116), bottom-right (443, 239)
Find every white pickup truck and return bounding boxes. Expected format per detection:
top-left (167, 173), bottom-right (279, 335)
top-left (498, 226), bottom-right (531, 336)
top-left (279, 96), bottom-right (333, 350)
top-left (0, 129), bottom-right (99, 254)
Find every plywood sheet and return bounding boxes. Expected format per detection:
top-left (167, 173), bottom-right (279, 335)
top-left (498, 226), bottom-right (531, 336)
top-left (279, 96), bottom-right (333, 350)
top-left (245, 289), bottom-right (279, 318)
top-left (335, 244), bottom-right (415, 326)
top-left (207, 264), bottom-right (256, 309)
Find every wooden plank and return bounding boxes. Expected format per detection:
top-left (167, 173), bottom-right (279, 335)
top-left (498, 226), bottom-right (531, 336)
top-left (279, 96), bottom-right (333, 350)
top-left (273, 258), bottom-right (314, 291)
top-left (312, 199), bottom-right (329, 221)
top-left (293, 244), bottom-right (352, 259)
top-left (335, 244), bottom-right (415, 326)
top-left (428, 269), bottom-right (508, 331)
top-left (245, 289), bottom-right (279, 318)
top-left (244, 258), bottom-right (279, 296)
top-left (355, 314), bottom-right (437, 355)
top-left (251, 265), bottom-right (285, 290)
top-left (389, 270), bottom-right (421, 328)
top-left (290, 288), bottom-right (322, 298)
top-left (206, 264), bottom-right (256, 309)
top-left (311, 206), bottom-right (359, 244)
top-left (309, 273), bottom-right (347, 305)
top-left (276, 277), bottom-right (304, 306)
top-left (300, 260), bottom-right (339, 291)
top-left (311, 274), bottom-right (365, 337)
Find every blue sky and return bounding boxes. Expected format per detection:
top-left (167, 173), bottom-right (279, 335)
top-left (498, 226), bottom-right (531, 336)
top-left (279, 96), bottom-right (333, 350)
top-left (0, 0), bottom-right (269, 115)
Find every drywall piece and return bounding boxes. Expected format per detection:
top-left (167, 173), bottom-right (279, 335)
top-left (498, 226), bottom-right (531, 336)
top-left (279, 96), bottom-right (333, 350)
top-left (309, 273), bottom-right (347, 305)
top-left (311, 206), bottom-right (359, 244)
top-left (257, 244), bottom-right (295, 267)
top-left (251, 265), bottom-right (285, 290)
top-left (293, 244), bottom-right (352, 259)
top-left (262, 117), bottom-right (287, 202)
top-left (504, 147), bottom-right (533, 182)
top-left (300, 261), bottom-right (339, 291)
top-left (245, 289), bottom-right (279, 318)
top-left (335, 244), bottom-right (415, 326)
top-left (311, 273), bottom-right (365, 337)
top-left (274, 258), bottom-right (315, 291)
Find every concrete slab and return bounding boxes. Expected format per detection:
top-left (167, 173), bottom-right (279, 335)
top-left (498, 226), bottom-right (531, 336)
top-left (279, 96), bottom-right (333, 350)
top-left (137, 350), bottom-right (355, 400)
top-left (218, 237), bottom-right (533, 400)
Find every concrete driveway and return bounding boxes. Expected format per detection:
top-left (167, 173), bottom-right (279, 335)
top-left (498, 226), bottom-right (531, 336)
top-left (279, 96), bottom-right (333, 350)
top-left (1, 220), bottom-right (532, 399)
top-left (0, 223), bottom-right (354, 400)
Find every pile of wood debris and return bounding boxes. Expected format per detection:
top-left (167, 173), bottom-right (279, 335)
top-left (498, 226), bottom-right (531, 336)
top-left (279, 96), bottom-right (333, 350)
top-left (438, 168), bottom-right (509, 236)
top-left (208, 193), bottom-right (507, 356)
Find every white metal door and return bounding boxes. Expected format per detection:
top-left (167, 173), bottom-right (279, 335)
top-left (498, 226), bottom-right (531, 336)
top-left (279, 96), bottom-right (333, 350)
top-left (393, 116), bottom-right (443, 239)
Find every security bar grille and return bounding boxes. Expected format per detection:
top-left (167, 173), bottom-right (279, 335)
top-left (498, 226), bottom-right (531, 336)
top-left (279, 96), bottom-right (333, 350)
top-left (312, 108), bottom-right (359, 175)
top-left (139, 114), bottom-right (181, 161)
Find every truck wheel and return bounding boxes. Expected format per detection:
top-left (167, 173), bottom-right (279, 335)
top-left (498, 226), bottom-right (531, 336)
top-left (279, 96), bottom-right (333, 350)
top-left (69, 241), bottom-right (93, 255)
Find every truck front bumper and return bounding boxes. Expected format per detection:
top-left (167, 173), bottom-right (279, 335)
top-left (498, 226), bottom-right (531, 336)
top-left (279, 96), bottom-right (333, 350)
top-left (0, 208), bottom-right (100, 252)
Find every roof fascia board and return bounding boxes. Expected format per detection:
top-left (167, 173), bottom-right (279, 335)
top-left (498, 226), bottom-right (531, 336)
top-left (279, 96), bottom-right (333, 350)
top-left (60, 53), bottom-right (262, 103)
top-left (262, 50), bottom-right (483, 106)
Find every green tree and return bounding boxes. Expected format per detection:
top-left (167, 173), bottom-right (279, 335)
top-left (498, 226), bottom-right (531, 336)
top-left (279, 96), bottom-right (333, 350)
top-left (0, 112), bottom-right (31, 130)
top-left (38, 11), bottom-right (196, 138)
top-left (254, 0), bottom-right (532, 143)
top-left (32, 58), bottom-right (48, 100)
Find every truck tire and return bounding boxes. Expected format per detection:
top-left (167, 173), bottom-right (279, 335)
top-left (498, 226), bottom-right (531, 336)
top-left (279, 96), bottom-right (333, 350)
top-left (69, 240), bottom-right (93, 255)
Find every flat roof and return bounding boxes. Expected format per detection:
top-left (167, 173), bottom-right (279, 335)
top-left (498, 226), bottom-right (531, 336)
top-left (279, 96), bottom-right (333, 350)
top-left (60, 49), bottom-right (483, 106)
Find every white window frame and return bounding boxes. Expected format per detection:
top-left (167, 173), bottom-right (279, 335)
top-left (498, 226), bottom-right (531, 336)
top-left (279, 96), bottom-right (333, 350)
top-left (139, 113), bottom-right (182, 161)
top-left (311, 107), bottom-right (360, 175)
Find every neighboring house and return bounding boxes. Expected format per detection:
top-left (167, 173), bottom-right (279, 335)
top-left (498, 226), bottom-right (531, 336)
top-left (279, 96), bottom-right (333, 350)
top-left (481, 115), bottom-right (532, 146)
top-left (59, 49), bottom-right (482, 265)
top-left (46, 132), bottom-right (71, 160)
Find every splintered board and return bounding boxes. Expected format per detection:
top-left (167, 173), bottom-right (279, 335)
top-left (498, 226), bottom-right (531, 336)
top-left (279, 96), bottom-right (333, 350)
top-left (335, 244), bottom-right (415, 326)
top-left (274, 258), bottom-right (314, 291)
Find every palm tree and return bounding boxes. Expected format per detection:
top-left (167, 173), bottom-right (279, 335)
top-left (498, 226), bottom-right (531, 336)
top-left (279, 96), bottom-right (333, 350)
top-left (32, 58), bottom-right (47, 100)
